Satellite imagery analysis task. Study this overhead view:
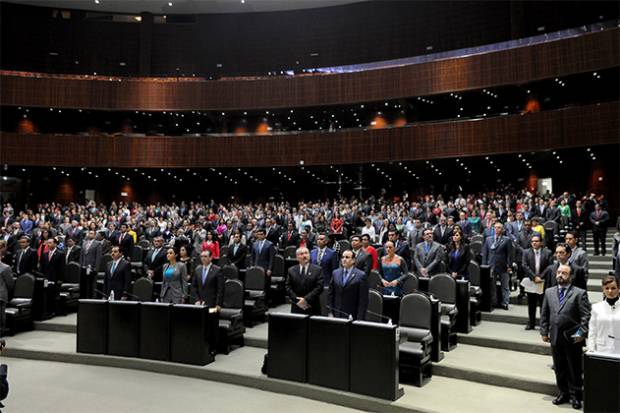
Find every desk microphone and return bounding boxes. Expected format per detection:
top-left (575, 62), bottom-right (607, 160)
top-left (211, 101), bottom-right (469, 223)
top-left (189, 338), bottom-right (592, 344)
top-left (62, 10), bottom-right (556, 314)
top-left (326, 305), bottom-right (352, 320)
top-left (183, 292), bottom-right (205, 305)
top-left (366, 309), bottom-right (393, 326)
top-left (94, 289), bottom-right (109, 299)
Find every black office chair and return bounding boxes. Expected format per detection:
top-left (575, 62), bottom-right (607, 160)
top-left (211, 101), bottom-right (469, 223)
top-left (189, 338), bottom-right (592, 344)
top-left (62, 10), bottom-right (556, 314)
top-left (220, 245), bottom-right (230, 259)
top-left (469, 241), bottom-right (482, 260)
top-left (130, 245), bottom-right (145, 276)
top-left (97, 253), bottom-right (113, 293)
top-left (402, 273), bottom-right (419, 295)
top-left (398, 292), bottom-right (434, 387)
top-left (221, 264), bottom-right (239, 280)
top-left (367, 290), bottom-right (384, 323)
top-left (337, 240), bottom-right (351, 253)
top-left (138, 239), bottom-right (151, 249)
top-left (219, 279), bottom-right (246, 354)
top-left (5, 273), bottom-right (35, 334)
top-left (243, 266), bottom-right (268, 326)
top-left (269, 254), bottom-right (286, 306)
top-left (368, 270), bottom-right (383, 292)
top-left (59, 261), bottom-right (81, 314)
top-left (132, 277), bottom-right (154, 302)
top-left (429, 274), bottom-right (458, 352)
top-left (318, 287), bottom-right (329, 316)
top-left (467, 261), bottom-right (483, 326)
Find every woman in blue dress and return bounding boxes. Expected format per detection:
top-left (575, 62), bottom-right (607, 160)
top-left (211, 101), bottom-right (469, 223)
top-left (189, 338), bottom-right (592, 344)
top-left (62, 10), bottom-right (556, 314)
top-left (378, 241), bottom-right (409, 295)
top-left (446, 227), bottom-right (472, 280)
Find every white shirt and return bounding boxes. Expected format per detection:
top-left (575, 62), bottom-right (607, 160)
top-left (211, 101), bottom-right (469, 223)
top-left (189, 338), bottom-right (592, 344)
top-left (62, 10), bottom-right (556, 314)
top-left (587, 299), bottom-right (620, 355)
top-left (361, 225), bottom-right (376, 242)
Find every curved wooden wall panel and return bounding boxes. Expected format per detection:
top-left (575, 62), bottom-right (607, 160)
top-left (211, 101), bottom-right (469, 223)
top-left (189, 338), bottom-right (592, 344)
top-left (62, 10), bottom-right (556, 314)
top-left (1, 103), bottom-right (617, 168)
top-left (0, 29), bottom-right (618, 111)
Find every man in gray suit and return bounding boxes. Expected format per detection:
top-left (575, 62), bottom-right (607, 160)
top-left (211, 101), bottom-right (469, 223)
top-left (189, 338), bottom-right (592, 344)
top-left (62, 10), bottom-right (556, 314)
top-left (540, 264), bottom-right (591, 409)
top-left (350, 235), bottom-right (372, 277)
top-left (80, 230), bottom-right (102, 270)
top-left (564, 231), bottom-right (589, 277)
top-left (0, 241), bottom-right (15, 337)
top-left (414, 228), bottom-right (444, 278)
top-left (481, 222), bottom-right (514, 310)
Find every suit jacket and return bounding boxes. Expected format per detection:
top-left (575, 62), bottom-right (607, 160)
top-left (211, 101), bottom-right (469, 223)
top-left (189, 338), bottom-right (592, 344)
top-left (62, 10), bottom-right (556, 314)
top-left (161, 262), bottom-right (188, 303)
top-left (104, 258), bottom-right (131, 298)
top-left (0, 262), bottom-right (14, 303)
top-left (40, 248), bottom-right (65, 283)
top-left (543, 261), bottom-right (588, 291)
top-left (13, 247), bottom-right (38, 275)
top-left (328, 267), bottom-right (368, 320)
top-left (508, 221), bottom-right (526, 240)
top-left (544, 207), bottom-right (561, 223)
top-left (285, 264), bottom-right (323, 315)
top-left (265, 226), bottom-right (281, 245)
top-left (352, 249), bottom-right (372, 277)
top-left (143, 247), bottom-right (167, 281)
top-left (251, 239), bottom-right (276, 272)
top-left (116, 233), bottom-right (134, 258)
top-left (191, 264), bottom-right (224, 307)
top-left (229, 243), bottom-right (247, 269)
top-left (481, 235), bottom-right (513, 274)
top-left (279, 230), bottom-right (299, 249)
top-left (522, 248), bottom-right (553, 280)
top-left (540, 285), bottom-right (591, 346)
top-left (310, 247), bottom-right (338, 286)
top-left (587, 300), bottom-right (620, 354)
top-left (433, 225), bottom-right (453, 245)
top-left (79, 239), bottom-right (102, 270)
top-left (64, 246), bottom-right (81, 264)
top-left (414, 241), bottom-right (443, 275)
top-left (589, 210), bottom-right (610, 230)
top-left (568, 247), bottom-right (589, 276)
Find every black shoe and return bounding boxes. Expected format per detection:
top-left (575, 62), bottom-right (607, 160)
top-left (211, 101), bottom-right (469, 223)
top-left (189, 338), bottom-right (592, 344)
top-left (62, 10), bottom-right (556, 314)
top-left (501, 304), bottom-right (509, 310)
top-left (525, 324), bottom-right (534, 330)
top-left (552, 394), bottom-right (569, 405)
top-left (571, 399), bottom-right (582, 410)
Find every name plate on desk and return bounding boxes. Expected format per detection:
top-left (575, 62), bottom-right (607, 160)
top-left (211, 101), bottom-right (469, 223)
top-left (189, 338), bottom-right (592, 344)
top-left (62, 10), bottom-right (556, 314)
top-left (77, 299), bottom-right (108, 354)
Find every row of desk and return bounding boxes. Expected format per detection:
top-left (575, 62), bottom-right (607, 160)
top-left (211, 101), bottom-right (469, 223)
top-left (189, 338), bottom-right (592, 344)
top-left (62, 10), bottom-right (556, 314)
top-left (266, 312), bottom-right (404, 401)
top-left (77, 299), bottom-right (216, 365)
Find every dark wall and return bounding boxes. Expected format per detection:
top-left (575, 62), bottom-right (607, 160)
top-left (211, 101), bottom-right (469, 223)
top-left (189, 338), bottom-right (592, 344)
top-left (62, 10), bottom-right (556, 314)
top-left (1, 1), bottom-right (617, 76)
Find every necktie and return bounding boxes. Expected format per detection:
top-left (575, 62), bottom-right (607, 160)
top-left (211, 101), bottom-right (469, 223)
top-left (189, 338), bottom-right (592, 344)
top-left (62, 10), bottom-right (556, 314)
top-left (151, 248), bottom-right (159, 262)
top-left (318, 249), bottom-right (324, 263)
top-left (343, 269), bottom-right (350, 285)
top-left (17, 250), bottom-right (24, 273)
top-left (534, 250), bottom-right (540, 274)
top-left (559, 287), bottom-right (566, 305)
top-left (111, 260), bottom-right (118, 275)
top-left (66, 248), bottom-right (71, 263)
top-left (233, 244), bottom-right (239, 255)
top-left (301, 266), bottom-right (306, 278)
top-left (202, 267), bottom-right (208, 284)
top-left (48, 250), bottom-right (54, 261)
top-left (424, 243), bottom-right (430, 254)
top-left (259, 240), bottom-right (264, 253)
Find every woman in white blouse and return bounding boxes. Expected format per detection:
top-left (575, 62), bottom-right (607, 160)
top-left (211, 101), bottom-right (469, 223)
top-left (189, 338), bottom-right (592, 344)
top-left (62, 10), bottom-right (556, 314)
top-left (587, 276), bottom-right (620, 355)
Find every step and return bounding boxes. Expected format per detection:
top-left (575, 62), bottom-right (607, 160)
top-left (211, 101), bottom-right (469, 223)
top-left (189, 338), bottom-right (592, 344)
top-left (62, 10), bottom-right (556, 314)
top-left (433, 344), bottom-right (557, 396)
top-left (4, 330), bottom-right (561, 413)
top-left (589, 268), bottom-right (614, 280)
top-left (458, 321), bottom-right (550, 355)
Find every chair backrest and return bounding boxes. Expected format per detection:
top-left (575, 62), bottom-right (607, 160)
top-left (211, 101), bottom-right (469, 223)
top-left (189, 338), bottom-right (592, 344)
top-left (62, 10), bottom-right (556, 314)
top-left (221, 264), bottom-right (239, 280)
top-left (436, 261), bottom-right (447, 274)
top-left (543, 221), bottom-right (558, 234)
top-left (273, 254), bottom-right (285, 277)
top-left (402, 273), bottom-right (419, 295)
top-left (245, 266), bottom-right (266, 291)
top-left (319, 287), bottom-right (329, 316)
top-left (218, 255), bottom-right (231, 266)
top-left (471, 234), bottom-right (483, 243)
top-left (284, 246), bottom-right (297, 259)
top-left (98, 253), bottom-right (112, 272)
top-left (469, 241), bottom-right (482, 256)
top-left (131, 245), bottom-right (144, 263)
top-left (429, 274), bottom-right (457, 304)
top-left (400, 292), bottom-right (432, 330)
top-left (138, 239), bottom-right (151, 249)
top-left (132, 277), bottom-right (154, 302)
top-left (64, 261), bottom-right (81, 284)
top-left (468, 260), bottom-right (481, 286)
top-left (337, 240), bottom-right (351, 253)
top-left (14, 273), bottom-right (35, 299)
top-left (367, 290), bottom-right (383, 322)
top-left (375, 247), bottom-right (384, 258)
top-left (368, 270), bottom-right (383, 292)
top-left (223, 279), bottom-right (244, 308)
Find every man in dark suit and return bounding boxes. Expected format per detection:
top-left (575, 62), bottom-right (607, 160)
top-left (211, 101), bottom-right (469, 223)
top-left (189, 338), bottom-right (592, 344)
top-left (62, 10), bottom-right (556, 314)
top-left (571, 200), bottom-right (587, 248)
top-left (115, 223), bottom-right (134, 259)
top-left (481, 222), bottom-right (514, 310)
top-left (0, 240), bottom-right (15, 337)
top-left (310, 233), bottom-right (338, 286)
top-left (543, 243), bottom-right (588, 291)
top-left (279, 222), bottom-right (299, 249)
top-left (285, 247), bottom-right (323, 315)
top-left (79, 230), bottom-right (102, 270)
top-left (97, 231), bottom-right (112, 255)
top-left (433, 216), bottom-right (452, 245)
top-left (251, 228), bottom-right (275, 277)
top-left (328, 250), bottom-right (368, 320)
top-left (64, 237), bottom-right (81, 264)
top-left (13, 236), bottom-right (38, 275)
top-left (103, 246), bottom-right (131, 300)
top-left (380, 230), bottom-right (411, 267)
top-left (350, 235), bottom-right (372, 277)
top-left (144, 236), bottom-right (167, 282)
top-left (40, 237), bottom-right (65, 283)
top-left (544, 200), bottom-right (561, 223)
top-left (540, 264), bottom-right (591, 409)
top-left (229, 232), bottom-right (247, 270)
top-left (66, 220), bottom-right (84, 244)
top-left (264, 218), bottom-right (281, 246)
top-left (413, 228), bottom-right (444, 277)
top-left (589, 204), bottom-right (610, 256)
top-left (191, 250), bottom-right (224, 309)
top-left (521, 234), bottom-right (553, 330)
